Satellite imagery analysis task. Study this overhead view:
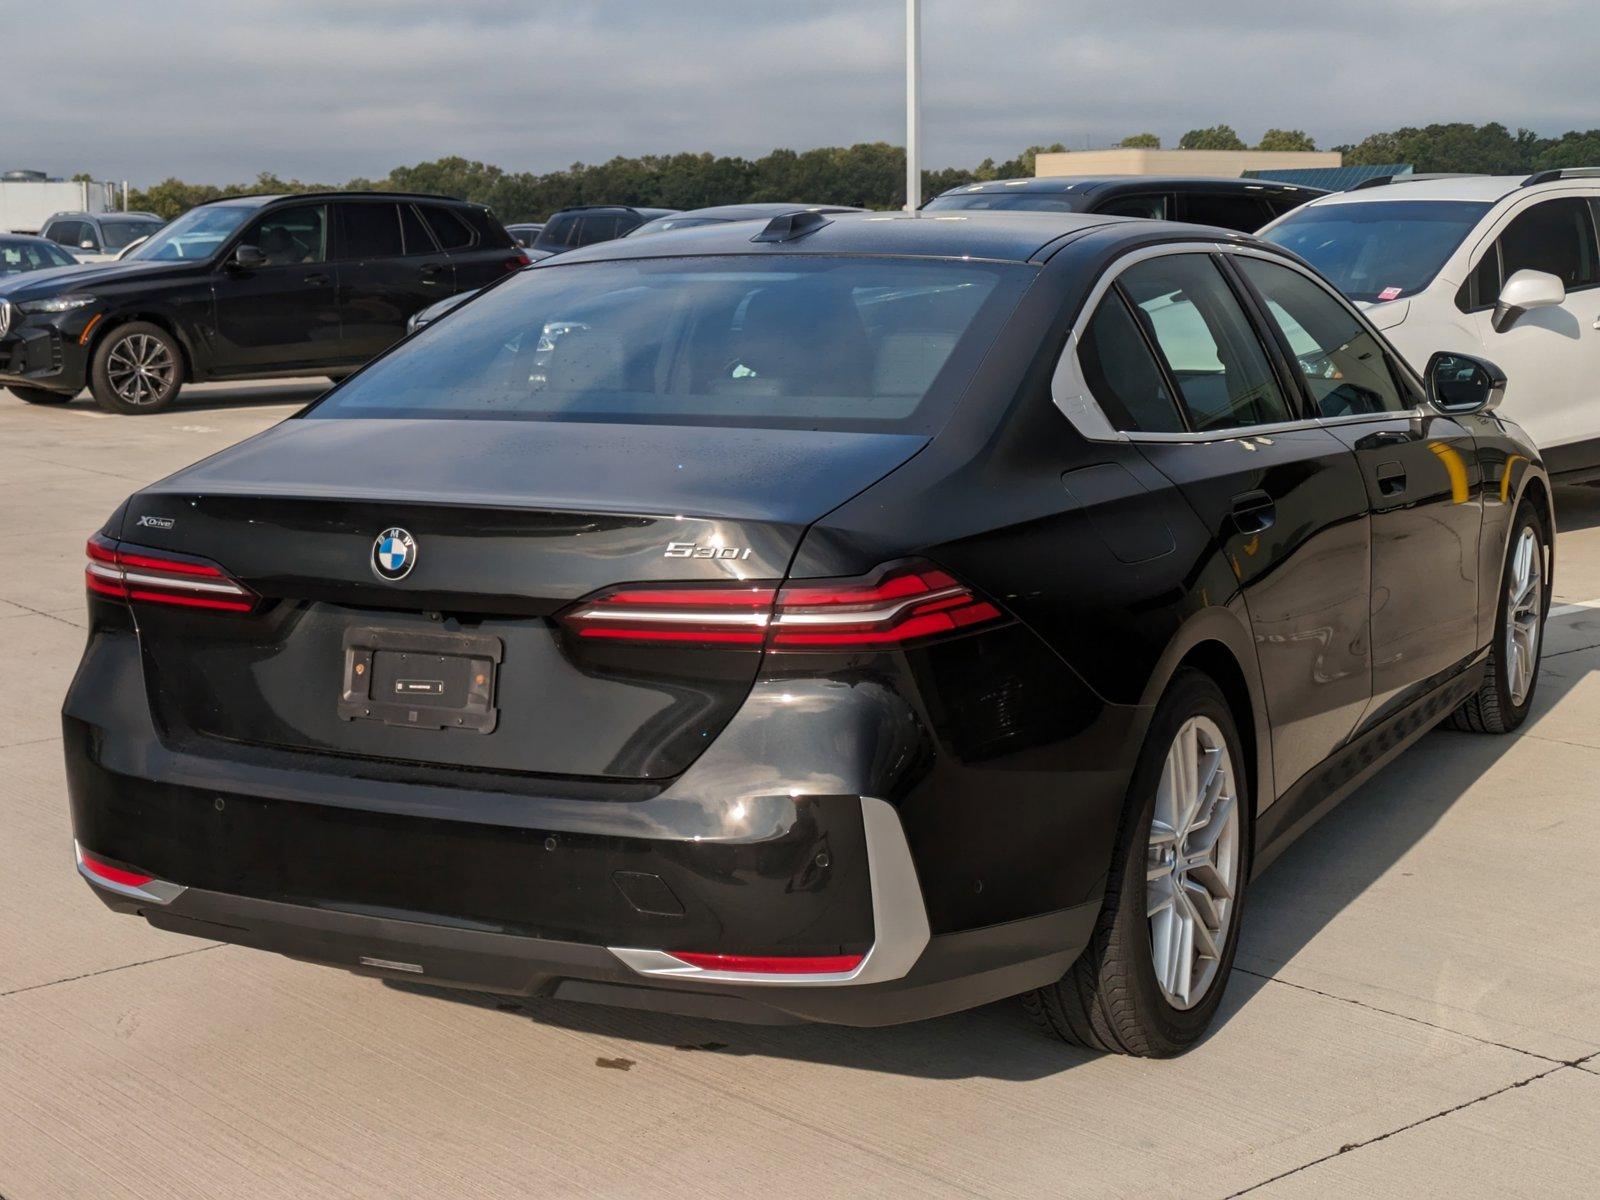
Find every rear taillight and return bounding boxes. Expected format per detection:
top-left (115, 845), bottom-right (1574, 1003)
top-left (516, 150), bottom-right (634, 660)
top-left (505, 251), bottom-right (531, 271)
top-left (560, 561), bottom-right (1003, 651)
top-left (85, 533), bottom-right (257, 614)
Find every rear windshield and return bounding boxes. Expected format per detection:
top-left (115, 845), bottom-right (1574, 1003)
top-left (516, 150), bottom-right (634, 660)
top-left (1260, 200), bottom-right (1490, 302)
top-left (308, 256), bottom-right (1029, 432)
top-left (924, 192), bottom-right (1081, 213)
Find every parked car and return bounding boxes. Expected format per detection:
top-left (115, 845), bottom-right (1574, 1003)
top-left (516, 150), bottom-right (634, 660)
top-left (0, 232), bottom-right (82, 277)
top-left (528, 205), bottom-right (678, 258)
top-left (626, 202), bottom-right (868, 237)
top-left (1259, 168), bottom-right (1600, 478)
top-left (0, 191), bottom-right (527, 412)
top-left (506, 222), bottom-right (545, 249)
top-left (40, 211), bottom-right (166, 263)
top-left (923, 176), bottom-right (1325, 231)
top-left (65, 210), bottom-right (1550, 1055)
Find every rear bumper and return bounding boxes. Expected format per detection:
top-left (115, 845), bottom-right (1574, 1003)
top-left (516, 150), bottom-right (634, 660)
top-left (82, 864), bottom-right (1096, 1026)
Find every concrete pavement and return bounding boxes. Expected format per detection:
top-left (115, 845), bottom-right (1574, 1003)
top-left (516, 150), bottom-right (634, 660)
top-left (2, 384), bottom-right (1598, 1198)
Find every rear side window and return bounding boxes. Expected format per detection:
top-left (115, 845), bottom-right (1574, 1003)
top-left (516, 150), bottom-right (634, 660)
top-left (460, 207), bottom-right (515, 249)
top-left (1182, 193), bottom-right (1271, 233)
top-left (307, 257), bottom-right (1029, 433)
top-left (1078, 291), bottom-right (1186, 432)
top-left (420, 205), bottom-right (475, 250)
top-left (338, 203), bottom-right (403, 260)
top-left (1095, 194), bottom-right (1171, 220)
top-left (399, 204), bottom-right (436, 255)
top-left (1497, 197), bottom-right (1599, 289)
top-left (1119, 255), bottom-right (1293, 431)
top-left (1237, 257), bottom-right (1410, 418)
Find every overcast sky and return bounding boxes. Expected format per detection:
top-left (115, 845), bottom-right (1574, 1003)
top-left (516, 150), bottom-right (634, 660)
top-left (10, 0), bottom-right (1594, 186)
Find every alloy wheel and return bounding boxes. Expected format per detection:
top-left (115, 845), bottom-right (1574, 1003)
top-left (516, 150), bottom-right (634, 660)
top-left (1505, 526), bottom-right (1543, 707)
top-left (105, 333), bottom-right (175, 407)
top-left (1146, 715), bottom-right (1240, 1010)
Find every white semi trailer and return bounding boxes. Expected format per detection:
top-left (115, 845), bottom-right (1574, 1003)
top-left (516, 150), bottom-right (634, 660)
top-left (0, 176), bottom-right (121, 234)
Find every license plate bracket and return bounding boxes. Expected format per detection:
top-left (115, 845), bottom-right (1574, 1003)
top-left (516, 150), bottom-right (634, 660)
top-left (338, 627), bottom-right (502, 733)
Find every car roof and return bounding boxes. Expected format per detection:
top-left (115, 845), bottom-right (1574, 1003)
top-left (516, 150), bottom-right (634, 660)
top-left (196, 191), bottom-right (477, 209)
top-left (663, 202), bottom-right (869, 220)
top-left (0, 232), bottom-right (56, 245)
top-left (1296, 175), bottom-right (1587, 206)
top-left (544, 209), bottom-right (1152, 265)
top-left (548, 205), bottom-right (680, 218)
top-left (934, 175), bottom-right (1326, 199)
top-left (43, 211), bottom-right (162, 221)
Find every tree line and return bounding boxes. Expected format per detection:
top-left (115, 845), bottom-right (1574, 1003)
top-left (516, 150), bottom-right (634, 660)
top-left (127, 123), bottom-right (1600, 223)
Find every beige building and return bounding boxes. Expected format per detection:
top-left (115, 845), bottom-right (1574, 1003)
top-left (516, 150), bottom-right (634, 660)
top-left (1035, 148), bottom-right (1342, 179)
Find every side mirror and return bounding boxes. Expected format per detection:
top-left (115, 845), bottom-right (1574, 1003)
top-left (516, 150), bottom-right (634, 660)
top-left (230, 244), bottom-right (267, 270)
top-left (1426, 351), bottom-right (1507, 415)
top-left (1492, 268), bottom-right (1565, 332)
top-left (79, 239), bottom-right (97, 251)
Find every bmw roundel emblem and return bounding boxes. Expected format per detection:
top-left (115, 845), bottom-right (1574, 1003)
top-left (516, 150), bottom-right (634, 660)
top-left (372, 527), bottom-right (417, 581)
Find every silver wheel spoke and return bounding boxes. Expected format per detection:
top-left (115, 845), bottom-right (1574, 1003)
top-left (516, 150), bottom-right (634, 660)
top-left (1146, 714), bottom-right (1240, 1011)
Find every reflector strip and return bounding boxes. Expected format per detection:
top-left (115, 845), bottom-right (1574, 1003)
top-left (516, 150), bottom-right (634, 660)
top-left (667, 951), bottom-right (865, 975)
top-left (80, 851), bottom-right (154, 888)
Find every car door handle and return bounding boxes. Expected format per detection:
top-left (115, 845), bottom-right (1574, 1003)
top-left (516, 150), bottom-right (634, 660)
top-left (1376, 461), bottom-right (1407, 496)
top-left (1229, 490), bottom-right (1276, 534)
top-left (305, 273), bottom-right (331, 287)
top-left (420, 262), bottom-right (447, 284)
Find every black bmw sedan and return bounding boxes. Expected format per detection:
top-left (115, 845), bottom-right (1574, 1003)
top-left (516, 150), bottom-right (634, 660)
top-left (64, 209), bottom-right (1552, 1055)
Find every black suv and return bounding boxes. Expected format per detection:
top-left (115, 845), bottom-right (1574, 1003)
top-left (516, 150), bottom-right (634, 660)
top-left (0, 192), bottom-right (525, 413)
top-left (529, 205), bottom-right (678, 259)
top-left (923, 176), bottom-right (1326, 231)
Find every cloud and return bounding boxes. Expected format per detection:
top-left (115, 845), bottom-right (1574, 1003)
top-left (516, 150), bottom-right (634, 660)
top-left (7, 0), bottom-right (1593, 186)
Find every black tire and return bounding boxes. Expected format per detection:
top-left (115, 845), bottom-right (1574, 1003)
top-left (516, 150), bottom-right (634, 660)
top-left (1448, 503), bottom-right (1550, 734)
top-left (89, 322), bottom-right (185, 414)
top-left (7, 385), bottom-right (74, 405)
top-left (1023, 670), bottom-right (1250, 1056)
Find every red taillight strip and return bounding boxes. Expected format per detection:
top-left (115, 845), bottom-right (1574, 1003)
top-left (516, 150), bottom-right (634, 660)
top-left (84, 534), bottom-right (257, 613)
top-left (74, 841), bottom-right (187, 906)
top-left (559, 562), bottom-right (1003, 650)
top-left (80, 851), bottom-right (153, 887)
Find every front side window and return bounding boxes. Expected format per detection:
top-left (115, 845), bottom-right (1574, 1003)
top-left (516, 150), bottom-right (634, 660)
top-left (47, 221), bottom-right (86, 248)
top-left (307, 256), bottom-right (1029, 433)
top-left (1119, 255), bottom-right (1293, 431)
top-left (1183, 193), bottom-right (1271, 233)
top-left (1261, 200), bottom-right (1490, 302)
top-left (245, 205), bottom-right (328, 265)
top-left (1497, 197), bottom-right (1599, 288)
top-left (1237, 257), bottom-right (1409, 418)
top-left (126, 204), bottom-right (251, 261)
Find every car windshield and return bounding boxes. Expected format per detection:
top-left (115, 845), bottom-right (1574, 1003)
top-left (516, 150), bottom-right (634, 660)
top-left (1260, 200), bottom-right (1491, 302)
top-left (309, 256), bottom-right (1029, 432)
top-left (0, 239), bottom-right (77, 274)
top-left (126, 205), bottom-right (251, 261)
top-left (924, 192), bottom-right (1080, 212)
top-left (100, 218), bottom-right (163, 250)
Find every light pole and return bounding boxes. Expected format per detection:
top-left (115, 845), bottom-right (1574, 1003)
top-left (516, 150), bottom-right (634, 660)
top-left (905, 0), bottom-right (921, 212)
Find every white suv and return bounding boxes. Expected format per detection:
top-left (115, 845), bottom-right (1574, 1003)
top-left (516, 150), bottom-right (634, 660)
top-left (1260, 169), bottom-right (1600, 477)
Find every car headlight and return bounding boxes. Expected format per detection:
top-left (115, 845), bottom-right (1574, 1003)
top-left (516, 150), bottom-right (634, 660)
top-left (19, 295), bottom-right (97, 314)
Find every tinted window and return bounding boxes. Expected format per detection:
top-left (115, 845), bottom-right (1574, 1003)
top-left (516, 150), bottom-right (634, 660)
top-left (48, 221), bottom-right (85, 247)
top-left (339, 203), bottom-right (404, 259)
top-left (99, 219), bottom-right (161, 250)
top-left (1120, 255), bottom-right (1293, 431)
top-left (1261, 200), bottom-right (1490, 302)
top-left (922, 192), bottom-right (1080, 212)
top-left (1095, 194), bottom-right (1170, 220)
top-left (1078, 291), bottom-right (1186, 432)
top-left (1183, 193), bottom-right (1271, 232)
top-left (310, 257), bottom-right (1026, 433)
top-left (460, 207), bottom-right (515, 249)
top-left (421, 205), bottom-right (474, 250)
top-left (1497, 197), bottom-right (1599, 289)
top-left (399, 204), bottom-right (436, 255)
top-left (575, 214), bottom-right (626, 245)
top-left (535, 214), bottom-right (579, 249)
top-left (245, 205), bottom-right (327, 265)
top-left (1238, 257), bottom-right (1409, 418)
